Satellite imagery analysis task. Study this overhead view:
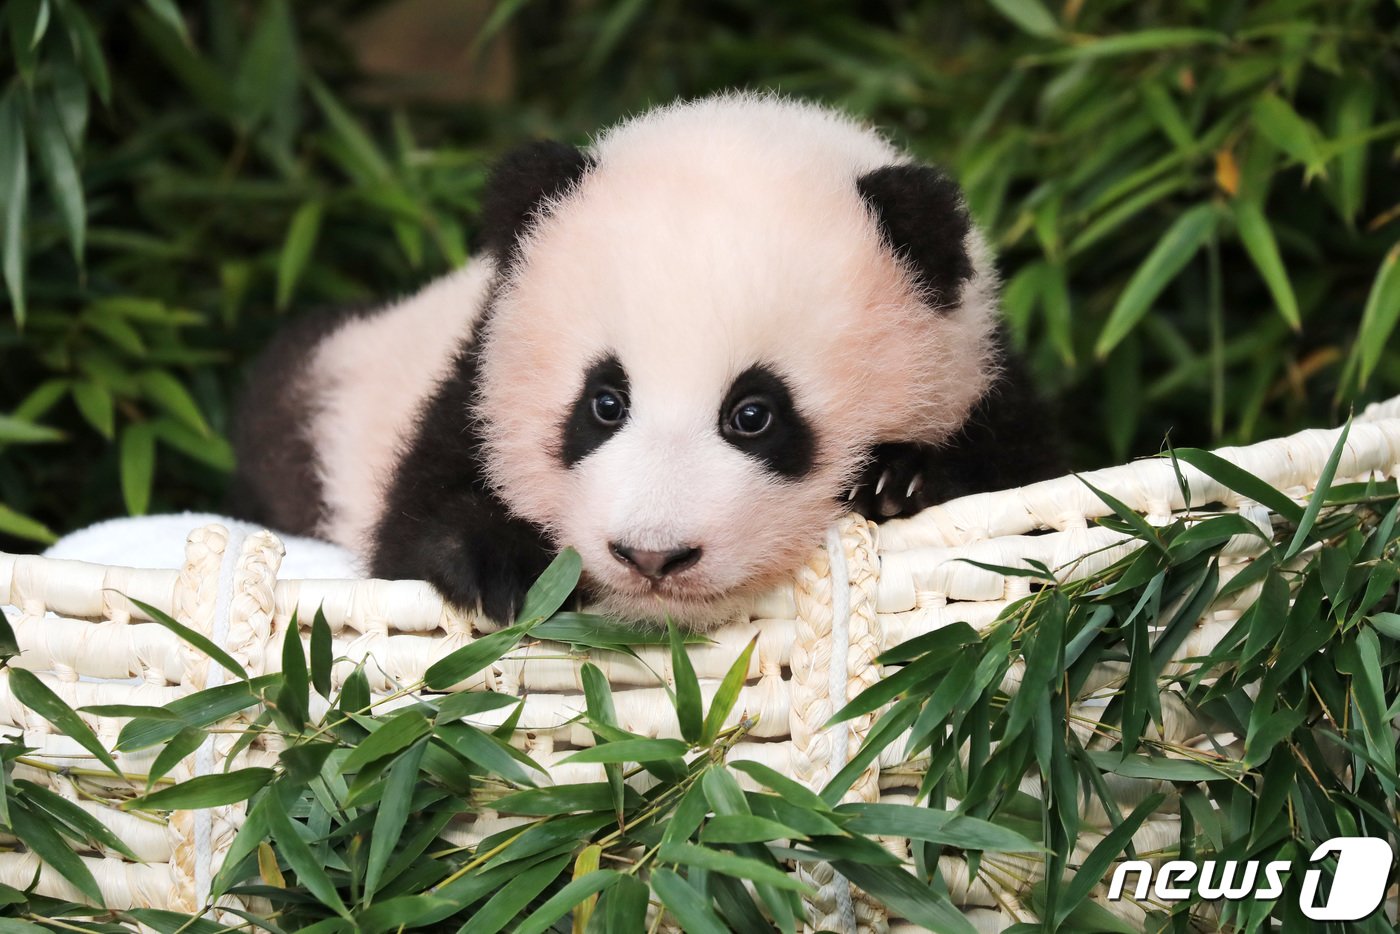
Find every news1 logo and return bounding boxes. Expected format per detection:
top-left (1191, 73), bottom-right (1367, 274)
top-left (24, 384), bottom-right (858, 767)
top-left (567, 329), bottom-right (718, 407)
top-left (1107, 837), bottom-right (1393, 921)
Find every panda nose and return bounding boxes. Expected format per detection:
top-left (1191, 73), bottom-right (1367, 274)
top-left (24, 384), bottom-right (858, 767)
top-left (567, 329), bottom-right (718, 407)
top-left (609, 543), bottom-right (703, 580)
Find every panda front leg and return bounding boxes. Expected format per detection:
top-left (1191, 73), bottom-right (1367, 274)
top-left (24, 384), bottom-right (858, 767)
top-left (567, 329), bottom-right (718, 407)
top-left (366, 356), bottom-right (558, 622)
top-left (370, 483), bottom-right (555, 624)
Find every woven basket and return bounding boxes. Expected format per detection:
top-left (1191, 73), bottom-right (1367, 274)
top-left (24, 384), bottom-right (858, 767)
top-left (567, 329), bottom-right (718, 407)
top-left (3, 395), bottom-right (1399, 932)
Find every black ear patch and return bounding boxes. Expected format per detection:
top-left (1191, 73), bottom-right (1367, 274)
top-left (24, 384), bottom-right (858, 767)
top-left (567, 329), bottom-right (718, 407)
top-left (477, 140), bottom-right (594, 265)
top-left (857, 164), bottom-right (974, 310)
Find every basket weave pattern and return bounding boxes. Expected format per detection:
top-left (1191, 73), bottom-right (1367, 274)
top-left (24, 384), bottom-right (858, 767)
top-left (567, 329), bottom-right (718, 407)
top-left (2, 396), bottom-right (1399, 931)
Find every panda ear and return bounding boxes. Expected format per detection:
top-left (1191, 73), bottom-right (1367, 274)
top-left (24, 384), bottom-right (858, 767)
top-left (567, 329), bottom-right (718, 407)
top-left (477, 140), bottom-right (594, 264)
top-left (857, 164), bottom-right (974, 310)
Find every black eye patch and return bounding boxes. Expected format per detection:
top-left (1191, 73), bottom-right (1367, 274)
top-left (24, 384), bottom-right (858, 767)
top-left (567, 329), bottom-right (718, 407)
top-left (719, 365), bottom-right (815, 478)
top-left (560, 355), bottom-right (630, 467)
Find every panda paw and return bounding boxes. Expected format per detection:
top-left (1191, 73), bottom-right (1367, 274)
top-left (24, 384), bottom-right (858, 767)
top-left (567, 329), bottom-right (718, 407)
top-left (848, 443), bottom-right (936, 520)
top-left (372, 510), bottom-right (558, 624)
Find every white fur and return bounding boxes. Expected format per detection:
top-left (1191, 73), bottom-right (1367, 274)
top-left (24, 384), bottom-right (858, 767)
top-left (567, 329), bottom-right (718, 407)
top-left (307, 261), bottom-right (495, 550)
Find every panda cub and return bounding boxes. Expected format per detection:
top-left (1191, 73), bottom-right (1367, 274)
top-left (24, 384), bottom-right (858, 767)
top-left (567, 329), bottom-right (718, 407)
top-left (230, 94), bottom-right (1063, 626)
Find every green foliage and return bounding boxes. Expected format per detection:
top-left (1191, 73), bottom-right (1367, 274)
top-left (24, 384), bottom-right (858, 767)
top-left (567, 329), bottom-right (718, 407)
top-left (0, 440), bottom-right (1396, 931)
top-left (0, 0), bottom-right (1396, 548)
top-left (823, 441), bottom-right (1400, 931)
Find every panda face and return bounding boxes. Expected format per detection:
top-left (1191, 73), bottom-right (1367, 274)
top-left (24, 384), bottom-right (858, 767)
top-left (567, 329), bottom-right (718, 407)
top-left (475, 95), bottom-right (1000, 623)
top-left (548, 354), bottom-right (821, 614)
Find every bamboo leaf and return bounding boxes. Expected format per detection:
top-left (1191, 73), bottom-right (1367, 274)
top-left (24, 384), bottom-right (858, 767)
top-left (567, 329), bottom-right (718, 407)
top-left (839, 803), bottom-right (1043, 852)
top-left (1287, 418), bottom-right (1351, 559)
top-left (340, 709), bottom-right (431, 773)
top-left (580, 662), bottom-right (625, 820)
top-left (669, 619), bottom-right (702, 744)
top-left (275, 200), bottom-right (323, 310)
top-left (650, 868), bottom-right (729, 934)
top-left (138, 370), bottom-right (210, 436)
top-left (493, 782), bottom-right (643, 816)
top-left (126, 596), bottom-right (250, 681)
top-left (987, 0), bottom-right (1058, 37)
top-left (513, 870), bottom-right (619, 934)
top-left (833, 861), bottom-right (977, 934)
top-left (13, 779), bottom-right (139, 860)
top-left (274, 618), bottom-right (309, 730)
top-left (265, 788), bottom-right (348, 917)
top-left (701, 814), bottom-right (809, 844)
top-left (363, 737), bottom-right (428, 898)
top-left (8, 668), bottom-right (122, 776)
top-left (0, 89), bottom-right (29, 325)
top-left (659, 841), bottom-right (813, 893)
top-left (306, 76), bottom-right (391, 183)
top-left (1333, 77), bottom-right (1375, 222)
top-left (1353, 243), bottom-right (1400, 389)
top-left (1054, 794), bottom-right (1166, 925)
top-left (33, 97), bottom-right (85, 265)
top-left (143, 0), bottom-right (190, 44)
top-left (436, 721), bottom-right (542, 785)
top-left (117, 677), bottom-right (275, 751)
top-left (1045, 28), bottom-right (1225, 61)
top-left (434, 689), bottom-right (520, 722)
top-left (731, 761), bottom-right (834, 812)
top-left (132, 767), bottom-right (275, 810)
top-left (1167, 448), bottom-right (1304, 523)
top-left (309, 606), bottom-right (332, 699)
top-left (120, 422), bottom-right (156, 515)
top-left (423, 623), bottom-right (528, 691)
top-left (1096, 203), bottom-right (1219, 359)
top-left (516, 546), bottom-right (582, 624)
top-left (71, 380), bottom-right (114, 439)
top-left (560, 738), bottom-right (688, 764)
top-left (1252, 93), bottom-right (1326, 176)
top-left (701, 634), bottom-right (756, 744)
top-left (62, 3), bottom-right (110, 105)
top-left (146, 725), bottom-right (206, 786)
top-left (0, 414), bottom-right (63, 443)
top-left (10, 801), bottom-right (103, 904)
top-left (458, 853), bottom-right (570, 934)
top-left (1232, 200), bottom-right (1300, 330)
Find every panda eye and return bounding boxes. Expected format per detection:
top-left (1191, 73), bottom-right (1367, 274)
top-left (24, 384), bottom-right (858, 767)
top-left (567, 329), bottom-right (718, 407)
top-left (591, 388), bottom-right (628, 426)
top-left (727, 397), bottom-right (773, 437)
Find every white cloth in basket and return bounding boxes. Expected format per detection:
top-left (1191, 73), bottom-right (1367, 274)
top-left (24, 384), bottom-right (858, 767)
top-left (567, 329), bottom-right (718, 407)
top-left (43, 512), bottom-right (358, 577)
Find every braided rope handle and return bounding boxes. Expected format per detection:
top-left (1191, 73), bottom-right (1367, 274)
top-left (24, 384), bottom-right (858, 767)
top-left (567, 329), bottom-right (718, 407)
top-left (836, 516), bottom-right (890, 934)
top-left (167, 524), bottom-right (229, 912)
top-left (789, 515), bottom-right (888, 934)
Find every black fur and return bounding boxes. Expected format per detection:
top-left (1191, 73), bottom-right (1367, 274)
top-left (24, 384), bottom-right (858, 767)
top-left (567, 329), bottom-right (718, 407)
top-left (365, 140), bottom-right (597, 619)
top-left (857, 164), bottom-right (973, 309)
top-left (848, 330), bottom-right (1065, 519)
top-left (226, 303), bottom-right (380, 536)
top-left (475, 140), bottom-right (593, 267)
top-left (368, 334), bottom-right (554, 623)
top-left (718, 365), bottom-right (816, 478)
top-left (560, 355), bottom-right (630, 467)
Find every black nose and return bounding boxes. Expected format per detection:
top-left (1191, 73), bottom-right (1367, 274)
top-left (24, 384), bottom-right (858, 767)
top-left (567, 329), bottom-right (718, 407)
top-left (609, 543), bottom-right (702, 580)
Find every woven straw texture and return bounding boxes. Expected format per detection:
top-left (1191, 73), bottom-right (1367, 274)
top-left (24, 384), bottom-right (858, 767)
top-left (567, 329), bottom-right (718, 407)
top-left (2, 395), bottom-right (1398, 931)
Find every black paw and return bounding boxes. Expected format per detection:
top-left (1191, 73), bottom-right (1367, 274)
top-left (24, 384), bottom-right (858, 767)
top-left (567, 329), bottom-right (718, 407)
top-left (847, 443), bottom-right (937, 520)
top-left (371, 500), bottom-right (558, 624)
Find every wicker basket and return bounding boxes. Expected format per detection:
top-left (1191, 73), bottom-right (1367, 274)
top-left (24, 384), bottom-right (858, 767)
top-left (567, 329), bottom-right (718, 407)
top-left (3, 395), bottom-right (1399, 932)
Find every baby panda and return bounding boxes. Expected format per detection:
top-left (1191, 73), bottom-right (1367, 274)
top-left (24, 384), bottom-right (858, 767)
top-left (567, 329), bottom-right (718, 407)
top-left (230, 94), bottom-right (1063, 626)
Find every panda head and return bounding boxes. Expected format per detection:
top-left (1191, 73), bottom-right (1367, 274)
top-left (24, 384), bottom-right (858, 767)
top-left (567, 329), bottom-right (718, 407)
top-left (474, 94), bottom-right (1000, 625)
